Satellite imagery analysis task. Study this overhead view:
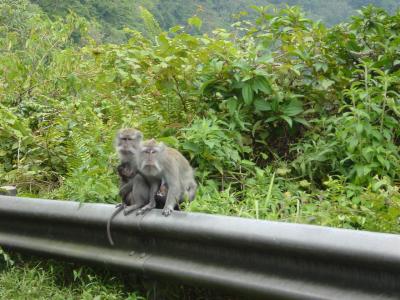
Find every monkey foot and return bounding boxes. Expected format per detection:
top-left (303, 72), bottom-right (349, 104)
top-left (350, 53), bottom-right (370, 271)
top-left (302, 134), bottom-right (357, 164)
top-left (162, 207), bottom-right (173, 217)
top-left (123, 208), bottom-right (136, 216)
top-left (136, 206), bottom-right (153, 215)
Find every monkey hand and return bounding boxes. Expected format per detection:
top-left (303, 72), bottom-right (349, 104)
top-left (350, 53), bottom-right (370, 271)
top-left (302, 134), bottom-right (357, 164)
top-left (162, 207), bottom-right (173, 217)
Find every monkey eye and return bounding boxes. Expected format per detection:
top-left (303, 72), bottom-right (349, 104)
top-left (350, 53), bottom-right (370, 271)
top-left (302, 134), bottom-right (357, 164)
top-left (121, 137), bottom-right (134, 142)
top-left (143, 148), bottom-right (157, 154)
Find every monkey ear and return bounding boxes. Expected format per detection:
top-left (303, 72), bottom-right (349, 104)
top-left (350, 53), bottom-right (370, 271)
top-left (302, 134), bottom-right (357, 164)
top-left (136, 131), bottom-right (143, 140)
top-left (158, 142), bottom-right (166, 151)
top-left (114, 131), bottom-right (121, 147)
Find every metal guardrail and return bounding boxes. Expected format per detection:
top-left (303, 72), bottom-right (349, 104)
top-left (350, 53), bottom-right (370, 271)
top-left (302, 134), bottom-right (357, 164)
top-left (0, 195), bottom-right (399, 299)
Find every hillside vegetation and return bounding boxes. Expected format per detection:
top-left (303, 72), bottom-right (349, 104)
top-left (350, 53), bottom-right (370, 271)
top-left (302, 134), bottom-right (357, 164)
top-left (0, 0), bottom-right (399, 235)
top-left (1, 1), bottom-right (399, 298)
top-left (30, 0), bottom-right (400, 42)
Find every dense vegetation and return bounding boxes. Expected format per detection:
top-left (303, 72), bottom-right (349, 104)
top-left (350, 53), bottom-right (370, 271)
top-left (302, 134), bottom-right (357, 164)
top-left (31, 0), bottom-right (400, 42)
top-left (1, 0), bottom-right (399, 298)
top-left (0, 254), bottom-right (145, 299)
top-left (1, 0), bottom-right (399, 232)
top-left (0, 253), bottom-right (231, 299)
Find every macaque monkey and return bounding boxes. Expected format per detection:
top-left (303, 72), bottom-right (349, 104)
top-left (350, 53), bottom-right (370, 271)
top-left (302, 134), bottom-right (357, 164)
top-left (116, 128), bottom-right (143, 164)
top-left (115, 128), bottom-right (145, 210)
top-left (107, 128), bottom-right (147, 246)
top-left (136, 139), bottom-right (197, 216)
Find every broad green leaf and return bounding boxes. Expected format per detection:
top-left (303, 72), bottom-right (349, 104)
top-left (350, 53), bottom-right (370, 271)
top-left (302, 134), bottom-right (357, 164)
top-left (348, 137), bottom-right (358, 153)
top-left (280, 115), bottom-right (293, 127)
top-left (319, 79), bottom-right (335, 90)
top-left (242, 84), bottom-right (254, 105)
top-left (252, 76), bottom-right (272, 94)
top-left (362, 147), bottom-right (374, 161)
top-left (158, 136), bottom-right (179, 147)
top-left (377, 155), bottom-right (390, 170)
top-left (266, 116), bottom-right (279, 123)
top-left (215, 163), bottom-right (224, 175)
top-left (226, 98), bottom-right (238, 114)
top-left (188, 16), bottom-right (202, 30)
top-left (182, 142), bottom-right (201, 153)
top-left (282, 99), bottom-right (303, 116)
top-left (169, 25), bottom-right (184, 33)
top-left (313, 62), bottom-right (328, 72)
top-left (254, 99), bottom-right (271, 111)
top-left (199, 79), bottom-right (216, 94)
top-left (293, 117), bottom-right (310, 127)
top-left (130, 74), bottom-right (142, 84)
top-left (240, 160), bottom-right (255, 167)
top-left (355, 123), bottom-right (363, 135)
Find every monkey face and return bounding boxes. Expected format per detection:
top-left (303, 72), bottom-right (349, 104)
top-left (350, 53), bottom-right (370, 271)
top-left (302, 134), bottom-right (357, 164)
top-left (141, 148), bottom-right (161, 172)
top-left (116, 129), bottom-right (143, 155)
top-left (139, 141), bottom-right (165, 175)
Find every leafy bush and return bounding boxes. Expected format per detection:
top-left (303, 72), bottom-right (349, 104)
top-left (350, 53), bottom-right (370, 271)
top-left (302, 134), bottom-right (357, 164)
top-left (0, 1), bottom-right (399, 233)
top-left (180, 117), bottom-right (252, 181)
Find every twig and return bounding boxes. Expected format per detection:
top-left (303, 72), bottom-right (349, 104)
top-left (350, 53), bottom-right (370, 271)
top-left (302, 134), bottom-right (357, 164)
top-left (172, 75), bottom-right (188, 113)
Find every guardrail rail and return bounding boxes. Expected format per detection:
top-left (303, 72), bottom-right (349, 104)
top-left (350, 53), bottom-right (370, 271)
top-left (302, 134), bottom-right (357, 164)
top-left (0, 195), bottom-right (399, 299)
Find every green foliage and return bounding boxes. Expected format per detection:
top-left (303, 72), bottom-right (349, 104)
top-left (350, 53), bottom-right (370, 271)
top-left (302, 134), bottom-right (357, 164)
top-left (30, 0), bottom-right (150, 43)
top-left (0, 257), bottom-right (146, 299)
top-left (0, 1), bottom-right (399, 235)
top-left (291, 8), bottom-right (400, 184)
top-left (0, 253), bottom-right (234, 299)
top-left (180, 117), bottom-right (252, 180)
top-left (139, 6), bottom-right (162, 42)
top-left (0, 247), bottom-right (14, 269)
top-left (1, 4), bottom-right (399, 299)
top-left (188, 171), bottom-right (400, 233)
top-left (31, 0), bottom-right (400, 43)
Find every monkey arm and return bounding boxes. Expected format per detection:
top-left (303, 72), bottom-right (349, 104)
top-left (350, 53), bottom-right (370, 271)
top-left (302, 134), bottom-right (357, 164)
top-left (136, 181), bottom-right (159, 215)
top-left (119, 180), bottom-right (134, 202)
top-left (124, 176), bottom-right (150, 215)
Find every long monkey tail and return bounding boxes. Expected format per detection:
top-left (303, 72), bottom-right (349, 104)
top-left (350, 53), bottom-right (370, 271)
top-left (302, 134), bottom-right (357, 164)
top-left (107, 204), bottom-right (125, 246)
